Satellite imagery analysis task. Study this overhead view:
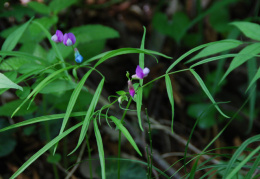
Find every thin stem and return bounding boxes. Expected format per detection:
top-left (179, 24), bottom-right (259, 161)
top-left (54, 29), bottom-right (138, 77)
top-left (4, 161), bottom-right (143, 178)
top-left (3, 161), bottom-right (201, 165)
top-left (118, 98), bottom-right (132, 179)
top-left (86, 134), bottom-right (93, 179)
top-left (146, 109), bottom-right (153, 178)
top-left (142, 69), bottom-right (190, 89)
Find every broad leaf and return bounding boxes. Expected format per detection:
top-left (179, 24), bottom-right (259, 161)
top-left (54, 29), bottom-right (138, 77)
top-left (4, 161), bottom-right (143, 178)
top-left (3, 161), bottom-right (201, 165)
top-left (28, 2), bottom-right (50, 15)
top-left (0, 73), bottom-right (23, 91)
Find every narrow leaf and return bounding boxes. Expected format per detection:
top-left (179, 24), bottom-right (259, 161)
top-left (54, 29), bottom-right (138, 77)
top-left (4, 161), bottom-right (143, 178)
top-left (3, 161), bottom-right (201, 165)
top-left (110, 116), bottom-right (142, 156)
top-left (9, 122), bottom-right (83, 179)
top-left (223, 134), bottom-right (260, 178)
top-left (53, 69), bottom-right (93, 154)
top-left (93, 118), bottom-right (106, 179)
top-left (0, 73), bottom-right (23, 91)
top-left (231, 21), bottom-right (260, 41)
top-left (11, 66), bottom-right (74, 117)
top-left (69, 78), bottom-right (104, 155)
top-left (246, 66), bottom-right (260, 92)
top-left (220, 43), bottom-right (260, 83)
top-left (166, 40), bottom-right (236, 73)
top-left (1, 17), bottom-right (33, 53)
top-left (165, 75), bottom-right (174, 133)
top-left (136, 88), bottom-right (143, 131)
top-left (189, 69), bottom-right (229, 118)
top-left (139, 26), bottom-right (146, 69)
top-left (188, 40), bottom-right (242, 63)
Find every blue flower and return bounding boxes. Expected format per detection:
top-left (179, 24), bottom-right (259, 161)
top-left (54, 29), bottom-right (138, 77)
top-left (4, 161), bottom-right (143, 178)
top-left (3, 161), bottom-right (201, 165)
top-left (74, 48), bottom-right (83, 63)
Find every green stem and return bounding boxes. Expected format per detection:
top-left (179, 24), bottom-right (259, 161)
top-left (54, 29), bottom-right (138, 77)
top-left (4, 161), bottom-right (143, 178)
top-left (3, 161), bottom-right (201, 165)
top-left (146, 109), bottom-right (153, 178)
top-left (118, 98), bottom-right (132, 179)
top-left (86, 134), bottom-right (93, 179)
top-left (142, 69), bottom-right (190, 89)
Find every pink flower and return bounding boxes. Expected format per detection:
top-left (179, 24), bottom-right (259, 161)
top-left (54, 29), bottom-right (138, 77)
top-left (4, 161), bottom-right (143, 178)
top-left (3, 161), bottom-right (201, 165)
top-left (132, 65), bottom-right (150, 79)
top-left (63, 33), bottom-right (76, 46)
top-left (51, 30), bottom-right (63, 43)
top-left (128, 80), bottom-right (135, 97)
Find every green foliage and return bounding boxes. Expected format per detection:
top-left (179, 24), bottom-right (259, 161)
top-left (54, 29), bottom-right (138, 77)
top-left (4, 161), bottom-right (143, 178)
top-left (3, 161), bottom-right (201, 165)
top-left (231, 21), bottom-right (260, 41)
top-left (0, 72), bottom-right (23, 91)
top-left (28, 2), bottom-right (50, 15)
top-left (97, 160), bottom-right (146, 179)
top-left (0, 120), bottom-right (17, 157)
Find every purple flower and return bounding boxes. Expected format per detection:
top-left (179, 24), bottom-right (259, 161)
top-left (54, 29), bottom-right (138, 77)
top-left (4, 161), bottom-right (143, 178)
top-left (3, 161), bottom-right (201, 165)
top-left (132, 65), bottom-right (150, 79)
top-left (51, 30), bottom-right (63, 43)
top-left (63, 33), bottom-right (76, 46)
top-left (128, 80), bottom-right (135, 98)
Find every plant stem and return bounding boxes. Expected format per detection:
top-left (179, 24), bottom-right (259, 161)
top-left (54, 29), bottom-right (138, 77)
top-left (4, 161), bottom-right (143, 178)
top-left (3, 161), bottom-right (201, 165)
top-left (86, 134), bottom-right (93, 179)
top-left (117, 98), bottom-right (132, 179)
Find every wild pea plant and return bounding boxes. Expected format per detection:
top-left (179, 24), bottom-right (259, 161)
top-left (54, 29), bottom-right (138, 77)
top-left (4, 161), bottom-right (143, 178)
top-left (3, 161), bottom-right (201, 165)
top-left (1, 17), bottom-right (260, 179)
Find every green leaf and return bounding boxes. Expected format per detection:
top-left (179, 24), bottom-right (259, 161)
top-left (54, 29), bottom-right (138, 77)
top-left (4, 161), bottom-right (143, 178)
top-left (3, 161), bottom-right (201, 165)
top-left (0, 73), bottom-right (23, 91)
top-left (136, 88), bottom-right (143, 131)
top-left (0, 99), bottom-right (37, 117)
top-left (97, 160), bottom-right (146, 179)
top-left (231, 21), bottom-right (260, 41)
top-left (11, 66), bottom-right (75, 117)
top-left (16, 86), bottom-right (31, 99)
top-left (220, 43), bottom-right (260, 83)
top-left (189, 69), bottom-right (229, 118)
top-left (246, 66), bottom-right (260, 92)
top-left (52, 69), bottom-right (93, 154)
top-left (0, 57), bottom-right (32, 71)
top-left (139, 26), bottom-right (146, 69)
top-left (0, 112), bottom-right (86, 133)
top-left (110, 116), bottom-right (142, 156)
top-left (1, 17), bottom-right (33, 53)
top-left (70, 24), bottom-right (119, 44)
top-left (0, 120), bottom-right (16, 157)
top-left (28, 2), bottom-right (50, 15)
top-left (227, 146), bottom-right (260, 179)
top-left (152, 12), bottom-right (190, 42)
top-left (223, 134), bottom-right (260, 178)
top-left (49, 0), bottom-right (79, 14)
top-left (39, 79), bottom-right (76, 94)
top-left (47, 153), bottom-right (61, 164)
top-left (187, 103), bottom-right (216, 129)
top-left (69, 78), bottom-right (104, 155)
top-left (9, 122), bottom-right (83, 179)
top-left (165, 75), bottom-right (174, 133)
top-left (188, 40), bottom-right (242, 63)
top-left (166, 40), bottom-right (235, 73)
top-left (93, 118), bottom-right (106, 179)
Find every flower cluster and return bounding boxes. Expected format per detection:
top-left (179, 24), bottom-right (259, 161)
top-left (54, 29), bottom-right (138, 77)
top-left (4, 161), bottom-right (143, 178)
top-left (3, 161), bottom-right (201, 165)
top-left (51, 30), bottom-right (83, 63)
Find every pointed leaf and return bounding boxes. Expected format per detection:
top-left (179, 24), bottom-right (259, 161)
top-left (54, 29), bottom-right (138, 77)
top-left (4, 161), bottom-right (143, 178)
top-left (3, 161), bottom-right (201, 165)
top-left (188, 40), bottom-right (242, 63)
top-left (0, 73), bottom-right (23, 91)
top-left (93, 118), bottom-right (106, 179)
top-left (53, 69), bottom-right (93, 154)
top-left (189, 69), bottom-right (229, 118)
top-left (110, 116), bottom-right (142, 156)
top-left (9, 122), bottom-right (83, 179)
top-left (231, 21), bottom-right (260, 41)
top-left (136, 88), bottom-right (143, 131)
top-left (1, 17), bottom-right (33, 53)
top-left (69, 78), bottom-right (104, 155)
top-left (220, 43), bottom-right (260, 83)
top-left (165, 75), bottom-right (174, 133)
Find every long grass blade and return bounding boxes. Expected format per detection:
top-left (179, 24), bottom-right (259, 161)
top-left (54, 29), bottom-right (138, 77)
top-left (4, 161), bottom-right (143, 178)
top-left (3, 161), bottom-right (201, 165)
top-left (93, 118), bottom-right (106, 179)
top-left (69, 78), bottom-right (104, 155)
top-left (165, 74), bottom-right (174, 133)
top-left (110, 116), bottom-right (142, 156)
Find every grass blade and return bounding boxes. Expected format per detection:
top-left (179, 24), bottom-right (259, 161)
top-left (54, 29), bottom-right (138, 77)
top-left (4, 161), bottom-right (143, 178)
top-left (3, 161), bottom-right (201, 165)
top-left (165, 74), bottom-right (174, 133)
top-left (69, 78), bottom-right (105, 155)
top-left (110, 116), bottom-right (142, 156)
top-left (53, 69), bottom-right (94, 154)
top-left (11, 66), bottom-right (75, 117)
top-left (189, 69), bottom-right (229, 118)
top-left (9, 122), bottom-right (83, 179)
top-left (93, 118), bottom-right (106, 179)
